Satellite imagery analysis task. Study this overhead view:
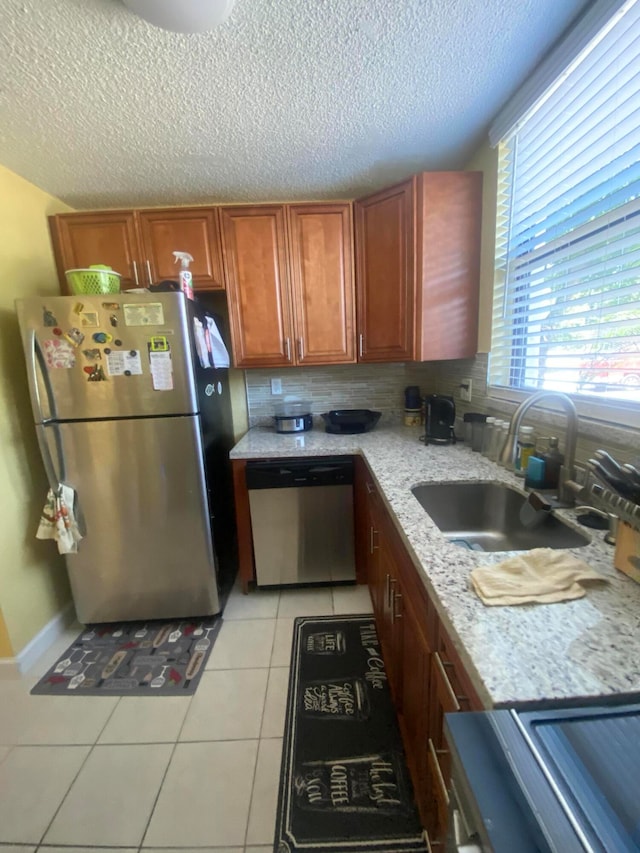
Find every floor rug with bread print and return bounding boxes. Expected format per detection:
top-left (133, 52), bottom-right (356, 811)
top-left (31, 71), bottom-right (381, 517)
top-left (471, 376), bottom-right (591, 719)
top-left (30, 616), bottom-right (222, 696)
top-left (274, 614), bottom-right (426, 853)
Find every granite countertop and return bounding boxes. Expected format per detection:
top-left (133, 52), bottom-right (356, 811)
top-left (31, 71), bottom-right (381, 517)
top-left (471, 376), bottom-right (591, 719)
top-left (230, 425), bottom-right (640, 709)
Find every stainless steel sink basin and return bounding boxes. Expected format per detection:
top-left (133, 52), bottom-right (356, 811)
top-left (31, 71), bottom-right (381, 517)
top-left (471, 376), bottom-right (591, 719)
top-left (411, 481), bottom-right (590, 551)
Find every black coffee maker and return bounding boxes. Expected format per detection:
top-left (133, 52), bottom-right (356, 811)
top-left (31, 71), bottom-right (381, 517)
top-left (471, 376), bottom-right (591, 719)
top-left (424, 394), bottom-right (456, 444)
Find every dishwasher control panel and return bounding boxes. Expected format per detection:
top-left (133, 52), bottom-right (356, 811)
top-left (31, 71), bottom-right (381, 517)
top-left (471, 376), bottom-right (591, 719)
top-left (246, 456), bottom-right (354, 489)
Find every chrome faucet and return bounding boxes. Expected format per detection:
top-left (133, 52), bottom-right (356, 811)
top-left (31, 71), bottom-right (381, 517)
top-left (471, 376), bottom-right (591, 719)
top-left (498, 391), bottom-right (578, 505)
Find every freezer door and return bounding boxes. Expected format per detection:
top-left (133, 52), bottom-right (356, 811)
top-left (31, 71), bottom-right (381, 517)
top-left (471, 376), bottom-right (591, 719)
top-left (47, 415), bottom-right (220, 622)
top-left (16, 293), bottom-right (198, 422)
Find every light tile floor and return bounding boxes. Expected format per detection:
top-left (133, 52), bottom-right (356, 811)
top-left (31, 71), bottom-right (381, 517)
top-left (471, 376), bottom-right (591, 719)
top-left (0, 582), bottom-right (373, 853)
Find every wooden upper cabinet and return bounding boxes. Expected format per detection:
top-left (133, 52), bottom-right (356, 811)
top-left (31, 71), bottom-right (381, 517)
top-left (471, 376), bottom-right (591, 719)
top-left (220, 202), bottom-right (356, 368)
top-left (49, 206), bottom-right (225, 293)
top-left (355, 179), bottom-right (416, 362)
top-left (138, 207), bottom-right (225, 291)
top-left (49, 211), bottom-right (142, 291)
top-left (415, 171), bottom-right (482, 361)
top-left (355, 172), bottom-right (482, 363)
top-left (220, 205), bottom-right (293, 368)
top-left (287, 203), bottom-right (355, 365)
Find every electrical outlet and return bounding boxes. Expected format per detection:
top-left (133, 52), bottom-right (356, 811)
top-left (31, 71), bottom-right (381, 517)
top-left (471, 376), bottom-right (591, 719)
top-left (460, 378), bottom-right (472, 402)
top-left (270, 378), bottom-right (282, 395)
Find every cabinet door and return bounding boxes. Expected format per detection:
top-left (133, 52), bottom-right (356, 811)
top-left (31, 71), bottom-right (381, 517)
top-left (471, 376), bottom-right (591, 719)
top-left (138, 207), bottom-right (225, 291)
top-left (287, 203), bottom-right (356, 364)
top-left (354, 179), bottom-right (415, 362)
top-left (426, 627), bottom-right (482, 844)
top-left (49, 212), bottom-right (142, 291)
top-left (415, 171), bottom-right (482, 360)
top-left (399, 592), bottom-right (432, 829)
top-left (220, 206), bottom-right (293, 368)
top-left (353, 456), bottom-right (375, 585)
top-left (376, 530), bottom-right (404, 706)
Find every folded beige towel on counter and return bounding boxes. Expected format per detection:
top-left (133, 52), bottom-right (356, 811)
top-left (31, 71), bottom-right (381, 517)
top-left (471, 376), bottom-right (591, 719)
top-left (470, 548), bottom-right (608, 606)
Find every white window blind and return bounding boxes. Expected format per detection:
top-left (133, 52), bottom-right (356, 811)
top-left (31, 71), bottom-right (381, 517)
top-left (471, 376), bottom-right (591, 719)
top-left (490, 0), bottom-right (640, 404)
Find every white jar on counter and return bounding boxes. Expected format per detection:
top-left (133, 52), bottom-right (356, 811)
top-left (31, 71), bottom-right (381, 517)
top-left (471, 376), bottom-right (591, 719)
top-left (490, 420), bottom-right (507, 463)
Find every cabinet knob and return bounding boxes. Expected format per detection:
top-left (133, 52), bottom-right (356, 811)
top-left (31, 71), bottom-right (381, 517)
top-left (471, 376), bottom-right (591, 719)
top-left (145, 259), bottom-right (153, 286)
top-left (359, 333), bottom-right (364, 358)
top-left (297, 338), bottom-right (304, 360)
top-left (132, 260), bottom-right (140, 286)
top-left (284, 338), bottom-right (291, 361)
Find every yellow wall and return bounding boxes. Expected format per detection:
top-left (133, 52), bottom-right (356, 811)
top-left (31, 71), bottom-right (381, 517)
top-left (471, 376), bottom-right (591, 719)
top-left (466, 140), bottom-right (499, 353)
top-left (0, 606), bottom-right (14, 657)
top-left (0, 164), bottom-right (74, 655)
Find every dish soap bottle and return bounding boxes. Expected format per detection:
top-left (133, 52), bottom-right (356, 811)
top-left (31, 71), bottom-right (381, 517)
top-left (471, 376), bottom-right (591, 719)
top-left (173, 251), bottom-right (194, 300)
top-left (542, 436), bottom-right (564, 490)
top-left (515, 425), bottom-right (536, 477)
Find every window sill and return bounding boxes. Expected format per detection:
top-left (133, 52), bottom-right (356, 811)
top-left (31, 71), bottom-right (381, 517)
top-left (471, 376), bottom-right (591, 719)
top-left (486, 385), bottom-right (640, 448)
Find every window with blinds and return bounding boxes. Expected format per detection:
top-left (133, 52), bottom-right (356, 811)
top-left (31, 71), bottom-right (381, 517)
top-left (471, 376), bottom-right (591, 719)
top-left (490, 0), bottom-right (640, 404)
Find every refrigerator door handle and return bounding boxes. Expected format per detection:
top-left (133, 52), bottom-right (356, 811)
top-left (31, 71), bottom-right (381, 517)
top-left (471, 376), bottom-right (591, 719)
top-left (26, 329), bottom-right (56, 423)
top-left (35, 423), bottom-right (65, 492)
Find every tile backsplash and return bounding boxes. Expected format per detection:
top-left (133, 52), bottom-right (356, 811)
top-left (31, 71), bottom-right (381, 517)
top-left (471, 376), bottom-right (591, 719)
top-left (416, 352), bottom-right (640, 466)
top-left (244, 354), bottom-right (639, 467)
top-left (245, 363), bottom-right (410, 426)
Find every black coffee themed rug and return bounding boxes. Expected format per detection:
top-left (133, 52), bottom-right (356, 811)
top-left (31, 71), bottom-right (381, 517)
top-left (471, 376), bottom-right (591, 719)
top-left (31, 616), bottom-right (222, 696)
top-left (275, 615), bottom-right (426, 853)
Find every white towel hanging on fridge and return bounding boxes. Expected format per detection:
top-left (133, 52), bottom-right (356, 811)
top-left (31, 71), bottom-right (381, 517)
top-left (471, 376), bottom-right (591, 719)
top-left (193, 317), bottom-right (210, 368)
top-left (36, 484), bottom-right (83, 554)
top-left (205, 315), bottom-right (230, 368)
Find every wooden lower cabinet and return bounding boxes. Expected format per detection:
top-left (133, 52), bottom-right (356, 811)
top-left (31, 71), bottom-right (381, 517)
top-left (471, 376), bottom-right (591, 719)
top-left (356, 458), bottom-right (482, 845)
top-left (231, 458), bottom-right (254, 594)
top-left (399, 591), bottom-right (433, 830)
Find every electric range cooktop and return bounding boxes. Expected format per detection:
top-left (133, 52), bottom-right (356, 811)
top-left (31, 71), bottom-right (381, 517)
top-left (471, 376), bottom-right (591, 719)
top-left (446, 702), bottom-right (640, 853)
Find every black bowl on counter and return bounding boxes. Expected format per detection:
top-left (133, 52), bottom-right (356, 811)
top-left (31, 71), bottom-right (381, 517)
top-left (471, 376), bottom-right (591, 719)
top-left (321, 409), bottom-right (381, 434)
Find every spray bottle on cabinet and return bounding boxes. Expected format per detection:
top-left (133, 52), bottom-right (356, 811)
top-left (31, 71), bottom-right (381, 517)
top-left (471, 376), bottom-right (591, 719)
top-left (173, 251), bottom-right (194, 300)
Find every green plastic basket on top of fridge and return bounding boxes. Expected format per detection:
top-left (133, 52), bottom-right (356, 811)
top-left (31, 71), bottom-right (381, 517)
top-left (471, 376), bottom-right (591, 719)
top-left (65, 265), bottom-right (122, 295)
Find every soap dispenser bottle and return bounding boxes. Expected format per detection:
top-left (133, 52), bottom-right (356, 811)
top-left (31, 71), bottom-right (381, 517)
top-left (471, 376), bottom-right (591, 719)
top-left (542, 436), bottom-right (564, 490)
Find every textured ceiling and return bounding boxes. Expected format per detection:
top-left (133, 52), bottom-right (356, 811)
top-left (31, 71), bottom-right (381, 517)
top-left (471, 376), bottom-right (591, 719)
top-left (0, 0), bottom-right (591, 210)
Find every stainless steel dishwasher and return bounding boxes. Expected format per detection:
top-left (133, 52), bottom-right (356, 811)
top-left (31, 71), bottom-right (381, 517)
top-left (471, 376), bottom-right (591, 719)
top-left (246, 457), bottom-right (356, 587)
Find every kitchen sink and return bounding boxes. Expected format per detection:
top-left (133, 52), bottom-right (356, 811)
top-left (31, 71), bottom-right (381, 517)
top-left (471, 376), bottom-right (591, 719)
top-left (411, 481), bottom-right (590, 551)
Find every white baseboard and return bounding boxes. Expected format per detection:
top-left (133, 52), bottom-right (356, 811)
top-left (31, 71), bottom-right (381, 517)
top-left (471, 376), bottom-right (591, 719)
top-left (0, 601), bottom-right (76, 678)
top-left (0, 657), bottom-right (20, 679)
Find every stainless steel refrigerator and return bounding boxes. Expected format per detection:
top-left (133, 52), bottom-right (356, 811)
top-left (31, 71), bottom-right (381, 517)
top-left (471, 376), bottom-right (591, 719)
top-left (16, 292), bottom-right (231, 624)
